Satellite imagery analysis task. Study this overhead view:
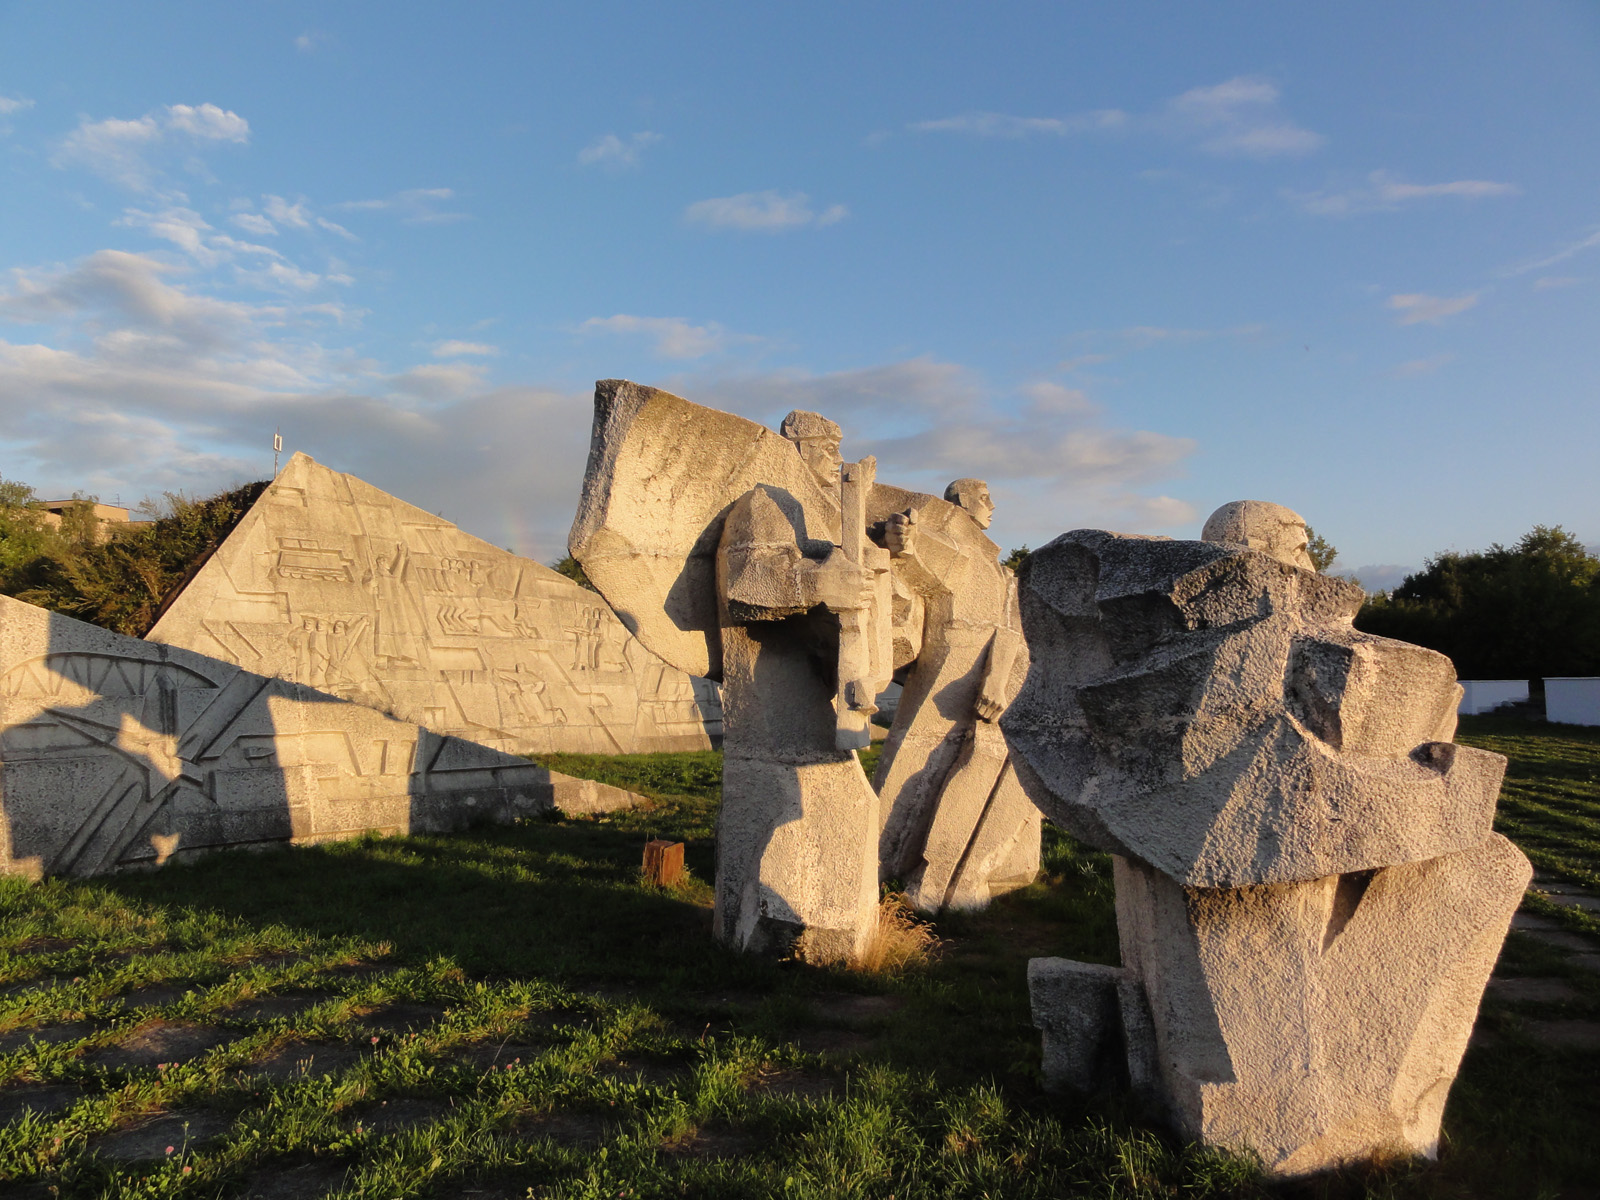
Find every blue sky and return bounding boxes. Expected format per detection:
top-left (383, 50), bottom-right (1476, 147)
top-left (1, 1), bottom-right (1596, 585)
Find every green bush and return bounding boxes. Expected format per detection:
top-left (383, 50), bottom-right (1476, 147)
top-left (0, 478), bottom-right (268, 636)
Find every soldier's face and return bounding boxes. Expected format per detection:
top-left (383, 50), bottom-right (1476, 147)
top-left (956, 485), bottom-right (994, 529)
top-left (798, 436), bottom-right (842, 489)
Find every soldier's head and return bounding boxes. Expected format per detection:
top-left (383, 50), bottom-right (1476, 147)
top-left (780, 410), bottom-right (843, 491)
top-left (1201, 500), bottom-right (1313, 570)
top-left (944, 478), bottom-right (995, 530)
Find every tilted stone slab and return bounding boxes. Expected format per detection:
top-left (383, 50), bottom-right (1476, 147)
top-left (0, 595), bottom-right (641, 879)
top-left (148, 452), bottom-right (716, 756)
top-left (1001, 529), bottom-right (1505, 887)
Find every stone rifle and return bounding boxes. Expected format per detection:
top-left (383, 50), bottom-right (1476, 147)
top-left (835, 456), bottom-right (893, 751)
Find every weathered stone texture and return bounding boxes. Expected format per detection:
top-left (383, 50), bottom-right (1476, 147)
top-left (0, 595), bottom-right (638, 879)
top-left (1002, 530), bottom-right (1501, 889)
top-left (571, 380), bottom-right (1045, 954)
top-left (1004, 519), bottom-right (1529, 1175)
top-left (148, 453), bottom-right (715, 756)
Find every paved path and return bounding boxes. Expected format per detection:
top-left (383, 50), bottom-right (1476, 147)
top-left (1480, 872), bottom-right (1600, 1050)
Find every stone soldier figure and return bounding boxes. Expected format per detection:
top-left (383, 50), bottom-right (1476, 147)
top-left (1003, 501), bottom-right (1528, 1175)
top-left (873, 477), bottom-right (1042, 911)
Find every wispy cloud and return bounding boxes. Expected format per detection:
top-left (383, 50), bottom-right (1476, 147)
top-left (1074, 323), bottom-right (1266, 349)
top-left (336, 188), bottom-right (468, 225)
top-left (1288, 170), bottom-right (1519, 217)
top-left (679, 357), bottom-right (1197, 535)
top-left (684, 190), bottom-right (847, 233)
top-left (228, 195), bottom-right (356, 240)
top-left (433, 340), bottom-right (498, 358)
top-left (1383, 354), bottom-right (1454, 378)
top-left (1161, 77), bottom-right (1323, 158)
top-left (911, 76), bottom-right (1323, 160)
top-left (294, 31), bottom-right (331, 53)
top-left (52, 103), bottom-right (250, 191)
top-left (1506, 228), bottom-right (1600, 275)
top-left (1534, 276), bottom-right (1584, 290)
top-left (1387, 291), bottom-right (1480, 326)
top-left (910, 111), bottom-right (1126, 139)
top-left (0, 244), bottom-right (601, 561)
top-left (578, 314), bottom-right (746, 359)
top-left (578, 131), bottom-right (663, 168)
top-left (0, 94), bottom-right (33, 116)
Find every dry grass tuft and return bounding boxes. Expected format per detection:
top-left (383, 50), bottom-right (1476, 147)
top-left (850, 893), bottom-right (942, 975)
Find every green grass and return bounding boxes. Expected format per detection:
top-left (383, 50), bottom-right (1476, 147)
top-left (0, 737), bottom-right (1595, 1198)
top-left (1457, 713), bottom-right (1600, 937)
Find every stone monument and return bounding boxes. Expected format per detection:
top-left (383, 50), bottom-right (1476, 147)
top-left (570, 380), bottom-right (1047, 957)
top-left (875, 477), bottom-right (1041, 912)
top-left (147, 453), bottom-right (718, 757)
top-left (1001, 502), bottom-right (1529, 1176)
top-left (0, 595), bottom-right (641, 880)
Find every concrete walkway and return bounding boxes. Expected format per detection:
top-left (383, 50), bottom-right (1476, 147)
top-left (1481, 872), bottom-right (1600, 1050)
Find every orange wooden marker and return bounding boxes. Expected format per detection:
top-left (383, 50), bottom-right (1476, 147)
top-left (643, 839), bottom-right (685, 887)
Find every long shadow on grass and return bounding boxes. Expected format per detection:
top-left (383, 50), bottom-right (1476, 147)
top-left (98, 817), bottom-right (769, 996)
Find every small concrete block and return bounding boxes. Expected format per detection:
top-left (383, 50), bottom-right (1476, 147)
top-left (643, 840), bottom-right (685, 887)
top-left (1028, 957), bottom-right (1125, 1093)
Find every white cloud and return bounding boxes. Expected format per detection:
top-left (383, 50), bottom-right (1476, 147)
top-left (578, 314), bottom-right (741, 359)
top-left (0, 245), bottom-right (594, 559)
top-left (578, 131), bottom-right (663, 168)
top-left (684, 190), bottom-right (847, 233)
top-left (52, 103), bottom-right (250, 191)
top-left (1534, 276), bottom-right (1584, 290)
top-left (911, 76), bottom-right (1322, 160)
top-left (1161, 77), bottom-right (1323, 158)
top-left (1021, 380), bottom-right (1097, 415)
top-left (909, 111), bottom-right (1126, 139)
top-left (264, 195), bottom-right (312, 229)
top-left (1289, 170), bottom-right (1519, 216)
top-left (1387, 292), bottom-right (1480, 326)
top-left (678, 357), bottom-right (1197, 537)
top-left (432, 340), bottom-right (498, 358)
top-left (1383, 354), bottom-right (1454, 378)
top-left (1506, 228), bottom-right (1600, 275)
top-left (294, 31), bottom-right (330, 53)
top-left (231, 211), bottom-right (277, 236)
top-left (336, 187), bottom-right (468, 225)
top-left (0, 94), bottom-right (33, 116)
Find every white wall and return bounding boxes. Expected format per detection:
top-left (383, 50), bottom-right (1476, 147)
top-left (1458, 679), bottom-right (1529, 715)
top-left (1545, 678), bottom-right (1600, 727)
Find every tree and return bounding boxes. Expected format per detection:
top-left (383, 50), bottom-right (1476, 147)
top-left (1002, 546), bottom-right (1031, 573)
top-left (3, 481), bottom-right (270, 636)
top-left (1304, 525), bottom-right (1338, 573)
top-left (1356, 525), bottom-right (1600, 681)
top-left (550, 554), bottom-right (597, 591)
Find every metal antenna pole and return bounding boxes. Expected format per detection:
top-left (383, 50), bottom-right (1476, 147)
top-left (273, 429), bottom-right (283, 477)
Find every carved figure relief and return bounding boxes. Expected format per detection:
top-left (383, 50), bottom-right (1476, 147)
top-left (146, 453), bottom-right (716, 755)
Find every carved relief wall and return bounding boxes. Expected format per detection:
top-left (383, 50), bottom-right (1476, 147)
top-left (147, 454), bottom-right (718, 755)
top-left (0, 595), bottom-right (618, 880)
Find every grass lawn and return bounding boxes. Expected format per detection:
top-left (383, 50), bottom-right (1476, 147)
top-left (0, 729), bottom-right (1594, 1198)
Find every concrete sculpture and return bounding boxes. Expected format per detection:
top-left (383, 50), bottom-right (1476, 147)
top-left (1002, 503), bottom-right (1529, 1176)
top-left (876, 478), bottom-right (1041, 912)
top-left (570, 380), bottom-right (1045, 956)
top-left (0, 595), bottom-right (640, 880)
top-left (147, 453), bottom-right (718, 757)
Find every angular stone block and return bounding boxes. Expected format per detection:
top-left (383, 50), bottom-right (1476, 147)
top-left (1002, 529), bottom-right (1504, 886)
top-left (148, 452), bottom-right (715, 756)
